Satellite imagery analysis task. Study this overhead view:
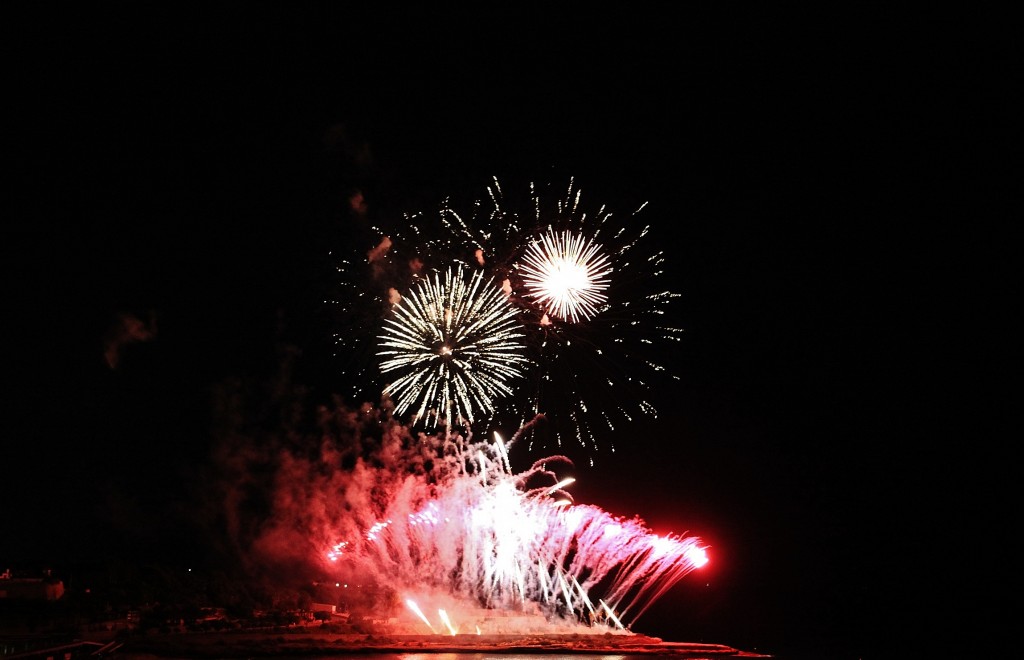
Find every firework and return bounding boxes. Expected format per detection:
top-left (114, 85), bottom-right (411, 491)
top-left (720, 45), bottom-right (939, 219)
top-left (371, 177), bottom-right (682, 459)
top-left (326, 425), bottom-right (708, 632)
top-left (377, 267), bottom-right (530, 429)
top-left (236, 406), bottom-right (708, 634)
top-left (518, 228), bottom-right (612, 323)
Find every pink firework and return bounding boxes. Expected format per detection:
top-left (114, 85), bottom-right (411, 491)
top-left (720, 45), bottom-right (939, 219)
top-left (314, 421), bottom-right (708, 633)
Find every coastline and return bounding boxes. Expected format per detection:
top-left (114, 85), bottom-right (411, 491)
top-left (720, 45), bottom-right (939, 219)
top-left (112, 632), bottom-right (772, 658)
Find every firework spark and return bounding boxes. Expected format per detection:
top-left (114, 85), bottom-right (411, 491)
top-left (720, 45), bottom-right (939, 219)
top-left (518, 228), bottom-right (612, 323)
top-left (377, 267), bottom-right (530, 429)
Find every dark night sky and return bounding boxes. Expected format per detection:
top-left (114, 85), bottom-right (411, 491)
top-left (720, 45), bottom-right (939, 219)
top-left (3, 7), bottom-right (1010, 660)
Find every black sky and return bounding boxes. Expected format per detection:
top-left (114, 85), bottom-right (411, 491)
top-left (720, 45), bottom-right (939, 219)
top-left (4, 7), bottom-right (1010, 660)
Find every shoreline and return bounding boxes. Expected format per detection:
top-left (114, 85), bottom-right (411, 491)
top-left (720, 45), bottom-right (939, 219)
top-left (113, 631), bottom-right (772, 658)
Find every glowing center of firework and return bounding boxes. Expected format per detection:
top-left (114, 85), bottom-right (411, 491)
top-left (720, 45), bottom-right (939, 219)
top-left (378, 267), bottom-right (529, 428)
top-left (686, 544), bottom-right (710, 567)
top-left (519, 229), bottom-right (612, 323)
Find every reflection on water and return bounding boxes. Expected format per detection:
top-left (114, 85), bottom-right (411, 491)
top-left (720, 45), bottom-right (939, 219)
top-left (402, 656), bottom-right (629, 660)
top-left (308, 656), bottom-right (636, 660)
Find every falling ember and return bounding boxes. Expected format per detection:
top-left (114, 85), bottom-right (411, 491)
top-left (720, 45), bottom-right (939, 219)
top-left (518, 228), bottom-right (612, 323)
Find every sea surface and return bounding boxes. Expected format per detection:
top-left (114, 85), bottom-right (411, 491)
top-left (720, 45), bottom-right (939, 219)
top-left (301, 656), bottom-right (670, 660)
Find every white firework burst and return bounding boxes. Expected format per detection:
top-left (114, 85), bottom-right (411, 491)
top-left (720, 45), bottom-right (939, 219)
top-left (377, 267), bottom-right (530, 428)
top-left (518, 228), bottom-right (612, 323)
top-left (333, 176), bottom-right (681, 458)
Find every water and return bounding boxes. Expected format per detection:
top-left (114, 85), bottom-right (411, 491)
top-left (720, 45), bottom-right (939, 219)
top-left (304, 656), bottom-right (662, 660)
